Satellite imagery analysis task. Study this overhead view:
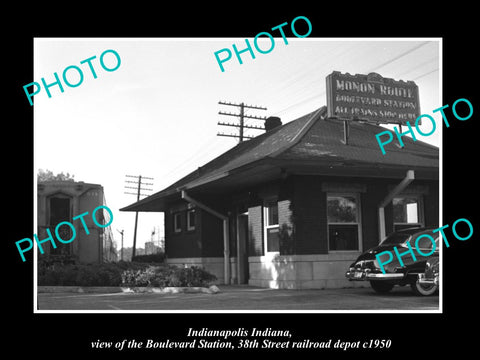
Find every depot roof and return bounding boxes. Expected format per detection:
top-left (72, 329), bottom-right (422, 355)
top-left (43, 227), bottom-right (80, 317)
top-left (121, 106), bottom-right (438, 212)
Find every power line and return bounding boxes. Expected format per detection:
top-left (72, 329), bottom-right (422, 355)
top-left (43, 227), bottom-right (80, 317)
top-left (364, 41), bottom-right (431, 74)
top-left (154, 44), bottom-right (438, 186)
top-left (267, 43), bottom-right (438, 117)
top-left (269, 65), bottom-right (438, 121)
top-left (412, 68), bottom-right (438, 81)
top-left (259, 42), bottom-right (436, 120)
top-left (156, 137), bottom-right (221, 185)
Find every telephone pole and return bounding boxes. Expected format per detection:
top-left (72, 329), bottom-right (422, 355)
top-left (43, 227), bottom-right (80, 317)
top-left (124, 175), bottom-right (154, 259)
top-left (116, 229), bottom-right (124, 261)
top-left (217, 101), bottom-right (267, 142)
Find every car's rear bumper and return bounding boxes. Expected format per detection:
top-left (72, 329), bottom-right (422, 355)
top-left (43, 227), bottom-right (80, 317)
top-left (418, 273), bottom-right (439, 286)
top-left (346, 269), bottom-right (405, 281)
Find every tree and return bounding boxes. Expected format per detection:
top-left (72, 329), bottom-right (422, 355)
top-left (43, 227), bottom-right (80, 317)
top-left (37, 168), bottom-right (76, 182)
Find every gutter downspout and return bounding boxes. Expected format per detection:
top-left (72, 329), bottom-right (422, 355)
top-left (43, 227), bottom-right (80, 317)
top-left (181, 190), bottom-right (230, 285)
top-left (378, 170), bottom-right (415, 242)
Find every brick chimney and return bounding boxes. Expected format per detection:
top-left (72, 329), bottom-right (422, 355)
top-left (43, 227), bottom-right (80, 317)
top-left (265, 116), bottom-right (282, 132)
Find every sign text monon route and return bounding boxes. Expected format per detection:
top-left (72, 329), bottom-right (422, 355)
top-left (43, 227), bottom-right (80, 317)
top-left (326, 71), bottom-right (421, 125)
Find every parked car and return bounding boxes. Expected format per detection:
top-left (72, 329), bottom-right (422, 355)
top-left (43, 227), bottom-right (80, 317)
top-left (345, 227), bottom-right (439, 296)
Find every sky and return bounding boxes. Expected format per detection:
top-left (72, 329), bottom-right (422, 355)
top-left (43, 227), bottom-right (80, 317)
top-left (33, 37), bottom-right (441, 254)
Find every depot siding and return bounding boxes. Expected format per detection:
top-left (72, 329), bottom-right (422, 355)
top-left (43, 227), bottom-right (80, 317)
top-left (165, 206), bottom-right (223, 259)
top-left (293, 176), bottom-right (328, 255)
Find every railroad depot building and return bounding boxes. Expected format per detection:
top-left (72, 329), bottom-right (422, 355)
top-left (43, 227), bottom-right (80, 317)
top-left (121, 104), bottom-right (439, 289)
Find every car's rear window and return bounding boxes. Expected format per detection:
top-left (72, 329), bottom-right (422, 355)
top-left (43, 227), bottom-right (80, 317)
top-left (380, 232), bottom-right (412, 245)
top-left (380, 229), bottom-right (436, 246)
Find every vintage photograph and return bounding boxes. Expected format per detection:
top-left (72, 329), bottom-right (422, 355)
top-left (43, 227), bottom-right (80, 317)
top-left (32, 38), bottom-right (441, 312)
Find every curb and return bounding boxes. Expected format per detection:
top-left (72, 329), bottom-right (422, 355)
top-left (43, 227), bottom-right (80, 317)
top-left (38, 285), bottom-right (221, 294)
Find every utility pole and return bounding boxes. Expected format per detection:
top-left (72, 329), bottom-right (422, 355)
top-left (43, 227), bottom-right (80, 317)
top-left (116, 229), bottom-right (124, 261)
top-left (217, 101), bottom-right (267, 142)
top-left (124, 175), bottom-right (154, 259)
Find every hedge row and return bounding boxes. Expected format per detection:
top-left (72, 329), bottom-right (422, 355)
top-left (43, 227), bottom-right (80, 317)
top-left (121, 266), bottom-right (217, 288)
top-left (131, 253), bottom-right (165, 263)
top-left (38, 260), bottom-right (217, 287)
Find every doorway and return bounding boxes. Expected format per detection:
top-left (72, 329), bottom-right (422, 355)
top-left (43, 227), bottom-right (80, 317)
top-left (49, 196), bottom-right (72, 255)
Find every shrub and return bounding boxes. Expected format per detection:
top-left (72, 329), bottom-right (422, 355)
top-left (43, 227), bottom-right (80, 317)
top-left (174, 266), bottom-right (217, 287)
top-left (131, 253), bottom-right (165, 263)
top-left (114, 260), bottom-right (152, 271)
top-left (120, 265), bottom-right (217, 288)
top-left (38, 264), bottom-right (78, 286)
top-left (38, 262), bottom-right (124, 286)
top-left (37, 260), bottom-right (217, 288)
top-left (121, 266), bottom-right (158, 287)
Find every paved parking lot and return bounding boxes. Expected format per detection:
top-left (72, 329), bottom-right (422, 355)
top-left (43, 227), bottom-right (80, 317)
top-left (37, 285), bottom-right (439, 311)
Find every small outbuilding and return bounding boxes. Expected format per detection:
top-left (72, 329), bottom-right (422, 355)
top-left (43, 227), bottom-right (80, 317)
top-left (37, 180), bottom-right (115, 263)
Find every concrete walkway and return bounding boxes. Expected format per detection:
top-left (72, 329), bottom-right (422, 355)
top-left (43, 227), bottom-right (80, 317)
top-left (37, 285), bottom-right (439, 311)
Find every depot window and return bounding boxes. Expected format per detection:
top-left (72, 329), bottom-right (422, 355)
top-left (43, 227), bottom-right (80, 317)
top-left (264, 201), bottom-right (279, 253)
top-left (393, 196), bottom-right (424, 231)
top-left (173, 212), bottom-right (182, 233)
top-left (187, 209), bottom-right (196, 231)
top-left (327, 194), bottom-right (361, 251)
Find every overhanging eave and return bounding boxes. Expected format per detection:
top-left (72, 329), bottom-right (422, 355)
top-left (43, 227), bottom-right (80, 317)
top-left (119, 189), bottom-right (179, 212)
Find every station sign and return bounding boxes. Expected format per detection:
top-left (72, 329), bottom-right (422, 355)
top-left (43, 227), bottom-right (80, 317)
top-left (326, 71), bottom-right (421, 125)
